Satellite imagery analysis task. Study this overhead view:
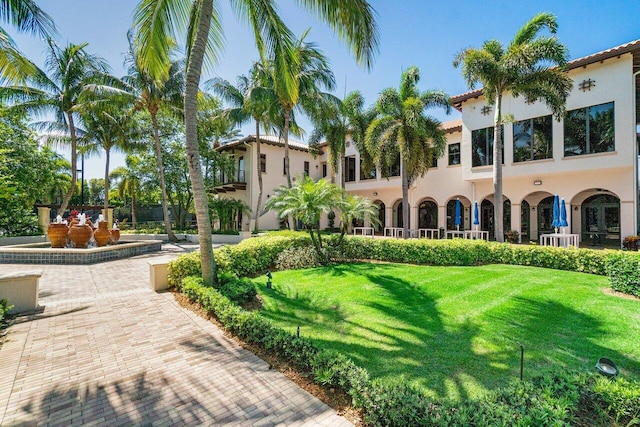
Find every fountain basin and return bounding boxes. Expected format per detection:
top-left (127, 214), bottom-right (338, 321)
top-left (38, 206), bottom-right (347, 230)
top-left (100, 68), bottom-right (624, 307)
top-left (0, 240), bottom-right (162, 264)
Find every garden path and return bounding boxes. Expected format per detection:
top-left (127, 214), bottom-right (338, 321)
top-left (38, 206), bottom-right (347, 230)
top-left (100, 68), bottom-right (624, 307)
top-left (0, 243), bottom-right (351, 426)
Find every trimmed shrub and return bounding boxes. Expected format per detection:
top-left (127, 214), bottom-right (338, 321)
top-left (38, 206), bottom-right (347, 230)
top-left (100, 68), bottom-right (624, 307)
top-left (605, 251), bottom-right (640, 296)
top-left (275, 246), bottom-right (324, 270)
top-left (0, 298), bottom-right (12, 323)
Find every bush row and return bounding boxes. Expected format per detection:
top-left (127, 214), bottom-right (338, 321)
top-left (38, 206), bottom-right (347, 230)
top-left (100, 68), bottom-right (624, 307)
top-left (178, 273), bottom-right (640, 426)
top-left (0, 298), bottom-right (12, 324)
top-left (337, 237), bottom-right (611, 275)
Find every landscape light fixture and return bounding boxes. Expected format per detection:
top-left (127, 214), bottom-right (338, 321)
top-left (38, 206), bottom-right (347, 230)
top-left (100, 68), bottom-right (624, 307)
top-left (266, 270), bottom-right (272, 289)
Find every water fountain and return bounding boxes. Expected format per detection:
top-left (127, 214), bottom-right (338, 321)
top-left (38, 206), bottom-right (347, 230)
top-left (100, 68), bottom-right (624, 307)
top-left (0, 212), bottom-right (161, 265)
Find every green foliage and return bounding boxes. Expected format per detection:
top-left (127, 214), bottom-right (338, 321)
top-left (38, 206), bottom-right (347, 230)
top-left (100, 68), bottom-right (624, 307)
top-left (605, 251), bottom-right (640, 296)
top-left (219, 277), bottom-right (257, 305)
top-left (0, 298), bottom-right (13, 324)
top-left (275, 246), bottom-right (323, 271)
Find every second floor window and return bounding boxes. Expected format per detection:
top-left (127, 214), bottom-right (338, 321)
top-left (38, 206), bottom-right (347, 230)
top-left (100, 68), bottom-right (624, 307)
top-left (513, 115), bottom-right (553, 162)
top-left (564, 102), bottom-right (615, 157)
top-left (360, 158), bottom-right (375, 180)
top-left (472, 125), bottom-right (504, 167)
top-left (304, 161), bottom-right (310, 176)
top-left (260, 154), bottom-right (266, 173)
top-left (345, 156), bottom-right (356, 182)
top-left (448, 143), bottom-right (460, 165)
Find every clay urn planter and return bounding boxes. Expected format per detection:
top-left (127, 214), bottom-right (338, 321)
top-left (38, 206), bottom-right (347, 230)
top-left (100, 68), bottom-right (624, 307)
top-left (93, 221), bottom-right (110, 247)
top-left (47, 223), bottom-right (69, 248)
top-left (109, 228), bottom-right (120, 244)
top-left (68, 223), bottom-right (93, 248)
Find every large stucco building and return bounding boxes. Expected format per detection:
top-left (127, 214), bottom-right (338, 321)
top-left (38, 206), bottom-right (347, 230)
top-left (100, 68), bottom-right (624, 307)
top-left (214, 39), bottom-right (640, 246)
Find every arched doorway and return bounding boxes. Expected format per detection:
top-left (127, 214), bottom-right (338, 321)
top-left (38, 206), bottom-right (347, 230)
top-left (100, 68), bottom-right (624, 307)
top-left (480, 198), bottom-right (511, 240)
top-left (582, 194), bottom-right (620, 245)
top-left (446, 197), bottom-right (471, 230)
top-left (537, 196), bottom-right (554, 236)
top-left (418, 200), bottom-right (438, 229)
top-left (374, 200), bottom-right (385, 233)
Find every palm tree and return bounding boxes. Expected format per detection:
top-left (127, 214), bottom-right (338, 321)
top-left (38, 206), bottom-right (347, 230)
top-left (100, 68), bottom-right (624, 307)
top-left (80, 105), bottom-right (137, 215)
top-left (115, 33), bottom-right (184, 241)
top-left (0, 0), bottom-right (56, 83)
top-left (272, 31), bottom-right (336, 189)
top-left (265, 174), bottom-right (343, 262)
top-left (337, 193), bottom-right (379, 244)
top-left (110, 155), bottom-right (144, 229)
top-left (207, 61), bottom-right (277, 231)
top-left (309, 90), bottom-right (375, 188)
top-left (453, 12), bottom-right (572, 242)
top-left (0, 38), bottom-right (113, 216)
top-left (133, 0), bottom-right (378, 286)
top-left (365, 66), bottom-right (450, 239)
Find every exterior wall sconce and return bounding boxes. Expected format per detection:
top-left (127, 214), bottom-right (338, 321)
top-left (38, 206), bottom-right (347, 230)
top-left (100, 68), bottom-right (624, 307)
top-left (531, 206), bottom-right (536, 211)
top-left (574, 206), bottom-right (579, 211)
top-left (373, 192), bottom-right (378, 196)
top-left (533, 180), bottom-right (542, 186)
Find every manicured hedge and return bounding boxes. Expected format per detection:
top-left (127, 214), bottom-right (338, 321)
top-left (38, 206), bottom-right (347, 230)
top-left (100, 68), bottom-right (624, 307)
top-left (605, 251), bottom-right (640, 297)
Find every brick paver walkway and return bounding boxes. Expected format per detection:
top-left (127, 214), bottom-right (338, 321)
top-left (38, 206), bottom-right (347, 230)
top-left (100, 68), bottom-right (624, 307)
top-left (0, 244), bottom-right (351, 426)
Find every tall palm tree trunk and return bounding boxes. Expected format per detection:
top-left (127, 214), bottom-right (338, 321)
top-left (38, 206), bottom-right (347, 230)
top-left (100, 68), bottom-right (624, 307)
top-left (254, 122), bottom-right (263, 232)
top-left (150, 113), bottom-right (177, 241)
top-left (400, 155), bottom-right (409, 239)
top-left (185, 0), bottom-right (217, 286)
top-left (493, 94), bottom-right (504, 242)
top-left (283, 107), bottom-right (292, 188)
top-left (131, 193), bottom-right (137, 229)
top-left (103, 148), bottom-right (110, 215)
top-left (57, 112), bottom-right (78, 216)
top-left (283, 107), bottom-right (296, 230)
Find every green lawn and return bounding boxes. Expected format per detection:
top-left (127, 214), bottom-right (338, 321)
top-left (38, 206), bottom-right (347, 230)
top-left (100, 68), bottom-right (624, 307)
top-left (255, 263), bottom-right (640, 401)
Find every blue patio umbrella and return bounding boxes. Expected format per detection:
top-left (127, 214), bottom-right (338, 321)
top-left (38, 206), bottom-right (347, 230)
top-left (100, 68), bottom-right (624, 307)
top-left (552, 195), bottom-right (561, 231)
top-left (473, 201), bottom-right (479, 227)
top-left (559, 197), bottom-right (568, 228)
top-left (455, 199), bottom-right (462, 229)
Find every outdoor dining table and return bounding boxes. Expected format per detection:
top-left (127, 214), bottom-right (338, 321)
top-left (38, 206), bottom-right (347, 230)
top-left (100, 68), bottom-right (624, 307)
top-left (464, 230), bottom-right (489, 241)
top-left (384, 227), bottom-right (404, 238)
top-left (417, 228), bottom-right (439, 239)
top-left (539, 233), bottom-right (580, 248)
top-left (446, 230), bottom-right (465, 239)
top-left (352, 226), bottom-right (375, 237)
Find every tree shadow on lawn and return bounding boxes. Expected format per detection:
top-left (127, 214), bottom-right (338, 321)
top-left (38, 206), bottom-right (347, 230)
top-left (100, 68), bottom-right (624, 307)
top-left (488, 297), bottom-right (640, 380)
top-left (263, 263), bottom-right (640, 401)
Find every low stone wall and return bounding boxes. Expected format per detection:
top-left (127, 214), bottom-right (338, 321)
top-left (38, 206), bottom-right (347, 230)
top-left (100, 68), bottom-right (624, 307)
top-left (0, 240), bottom-right (162, 265)
top-left (0, 235), bottom-right (47, 247)
top-left (0, 270), bottom-right (41, 313)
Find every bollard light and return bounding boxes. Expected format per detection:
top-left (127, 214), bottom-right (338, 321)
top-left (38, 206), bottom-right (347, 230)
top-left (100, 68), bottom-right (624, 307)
top-left (266, 270), bottom-right (272, 289)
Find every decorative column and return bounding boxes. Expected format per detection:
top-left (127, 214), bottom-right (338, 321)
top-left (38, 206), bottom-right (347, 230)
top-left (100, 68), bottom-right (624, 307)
top-left (438, 205), bottom-right (447, 233)
top-left (530, 206), bottom-right (539, 241)
top-left (37, 207), bottom-right (51, 234)
top-left (510, 203), bottom-right (521, 242)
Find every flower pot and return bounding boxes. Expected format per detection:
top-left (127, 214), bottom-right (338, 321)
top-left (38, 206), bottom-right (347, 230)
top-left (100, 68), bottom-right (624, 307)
top-left (94, 221), bottom-right (110, 247)
top-left (47, 223), bottom-right (69, 248)
top-left (109, 228), bottom-right (120, 244)
top-left (68, 224), bottom-right (93, 248)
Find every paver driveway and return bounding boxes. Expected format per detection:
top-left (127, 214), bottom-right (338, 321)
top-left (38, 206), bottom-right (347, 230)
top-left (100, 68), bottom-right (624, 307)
top-left (0, 244), bottom-right (351, 426)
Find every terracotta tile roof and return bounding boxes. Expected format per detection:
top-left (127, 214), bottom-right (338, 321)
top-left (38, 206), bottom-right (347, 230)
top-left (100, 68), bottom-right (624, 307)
top-left (217, 135), bottom-right (310, 152)
top-left (441, 119), bottom-right (462, 133)
top-left (451, 39), bottom-right (640, 110)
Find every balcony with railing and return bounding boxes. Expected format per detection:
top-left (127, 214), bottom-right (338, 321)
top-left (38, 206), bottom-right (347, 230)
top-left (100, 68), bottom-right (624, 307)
top-left (212, 170), bottom-right (247, 193)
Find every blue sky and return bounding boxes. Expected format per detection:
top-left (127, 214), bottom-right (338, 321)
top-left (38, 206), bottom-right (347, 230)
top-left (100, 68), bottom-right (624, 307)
top-left (8, 0), bottom-right (640, 179)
